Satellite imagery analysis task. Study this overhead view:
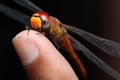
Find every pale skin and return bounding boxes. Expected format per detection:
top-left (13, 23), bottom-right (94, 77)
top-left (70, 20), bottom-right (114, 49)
top-left (12, 30), bottom-right (78, 80)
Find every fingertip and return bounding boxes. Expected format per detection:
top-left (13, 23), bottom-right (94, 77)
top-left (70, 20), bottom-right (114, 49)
top-left (12, 30), bottom-right (43, 65)
top-left (12, 30), bottom-right (60, 65)
top-left (12, 30), bottom-right (78, 80)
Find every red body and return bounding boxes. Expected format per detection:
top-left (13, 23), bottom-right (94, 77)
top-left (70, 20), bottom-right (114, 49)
top-left (30, 11), bottom-right (87, 78)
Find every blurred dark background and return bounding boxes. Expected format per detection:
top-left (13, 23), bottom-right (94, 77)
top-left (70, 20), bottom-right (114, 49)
top-left (0, 0), bottom-right (120, 80)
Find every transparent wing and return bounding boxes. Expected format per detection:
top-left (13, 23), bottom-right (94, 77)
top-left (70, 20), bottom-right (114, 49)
top-left (69, 35), bottom-right (120, 80)
top-left (64, 24), bottom-right (120, 57)
top-left (13, 0), bottom-right (120, 57)
top-left (0, 3), bottom-right (30, 25)
top-left (13, 0), bottom-right (43, 12)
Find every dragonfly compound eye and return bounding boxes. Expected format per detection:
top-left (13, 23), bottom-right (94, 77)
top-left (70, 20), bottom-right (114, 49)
top-left (30, 11), bottom-right (50, 31)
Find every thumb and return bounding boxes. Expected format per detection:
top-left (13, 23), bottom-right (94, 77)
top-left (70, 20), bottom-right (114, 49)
top-left (12, 30), bottom-right (78, 80)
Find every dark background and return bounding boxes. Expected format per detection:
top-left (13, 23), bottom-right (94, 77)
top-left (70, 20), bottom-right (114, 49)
top-left (0, 0), bottom-right (120, 80)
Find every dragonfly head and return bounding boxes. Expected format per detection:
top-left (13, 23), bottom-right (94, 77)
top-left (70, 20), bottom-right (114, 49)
top-left (30, 11), bottom-right (50, 32)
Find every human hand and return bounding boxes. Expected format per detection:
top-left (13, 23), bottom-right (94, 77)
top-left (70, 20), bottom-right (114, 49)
top-left (12, 30), bottom-right (78, 80)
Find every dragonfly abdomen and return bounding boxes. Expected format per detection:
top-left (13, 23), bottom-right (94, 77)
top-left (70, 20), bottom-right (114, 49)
top-left (59, 33), bottom-right (87, 78)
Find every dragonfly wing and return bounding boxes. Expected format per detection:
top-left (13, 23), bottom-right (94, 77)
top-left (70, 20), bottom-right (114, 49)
top-left (64, 24), bottom-right (120, 57)
top-left (69, 35), bottom-right (120, 80)
top-left (13, 0), bottom-right (43, 12)
top-left (12, 0), bottom-right (120, 57)
top-left (0, 3), bottom-right (30, 26)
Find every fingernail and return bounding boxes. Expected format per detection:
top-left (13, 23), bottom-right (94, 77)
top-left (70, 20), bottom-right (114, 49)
top-left (13, 36), bottom-right (39, 65)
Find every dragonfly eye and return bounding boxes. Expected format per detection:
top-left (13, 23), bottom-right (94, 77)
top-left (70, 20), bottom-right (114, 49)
top-left (30, 11), bottom-right (50, 31)
top-left (30, 13), bottom-right (42, 30)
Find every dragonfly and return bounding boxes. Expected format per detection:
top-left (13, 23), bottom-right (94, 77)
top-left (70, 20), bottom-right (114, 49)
top-left (0, 0), bottom-right (120, 80)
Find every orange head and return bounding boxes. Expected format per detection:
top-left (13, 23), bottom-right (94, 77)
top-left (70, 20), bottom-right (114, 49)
top-left (30, 11), bottom-right (50, 31)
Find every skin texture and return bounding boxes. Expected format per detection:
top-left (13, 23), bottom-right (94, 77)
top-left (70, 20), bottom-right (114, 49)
top-left (12, 30), bottom-right (78, 80)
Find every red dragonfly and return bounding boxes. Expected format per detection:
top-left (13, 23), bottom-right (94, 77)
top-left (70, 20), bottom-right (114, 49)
top-left (0, 0), bottom-right (120, 80)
